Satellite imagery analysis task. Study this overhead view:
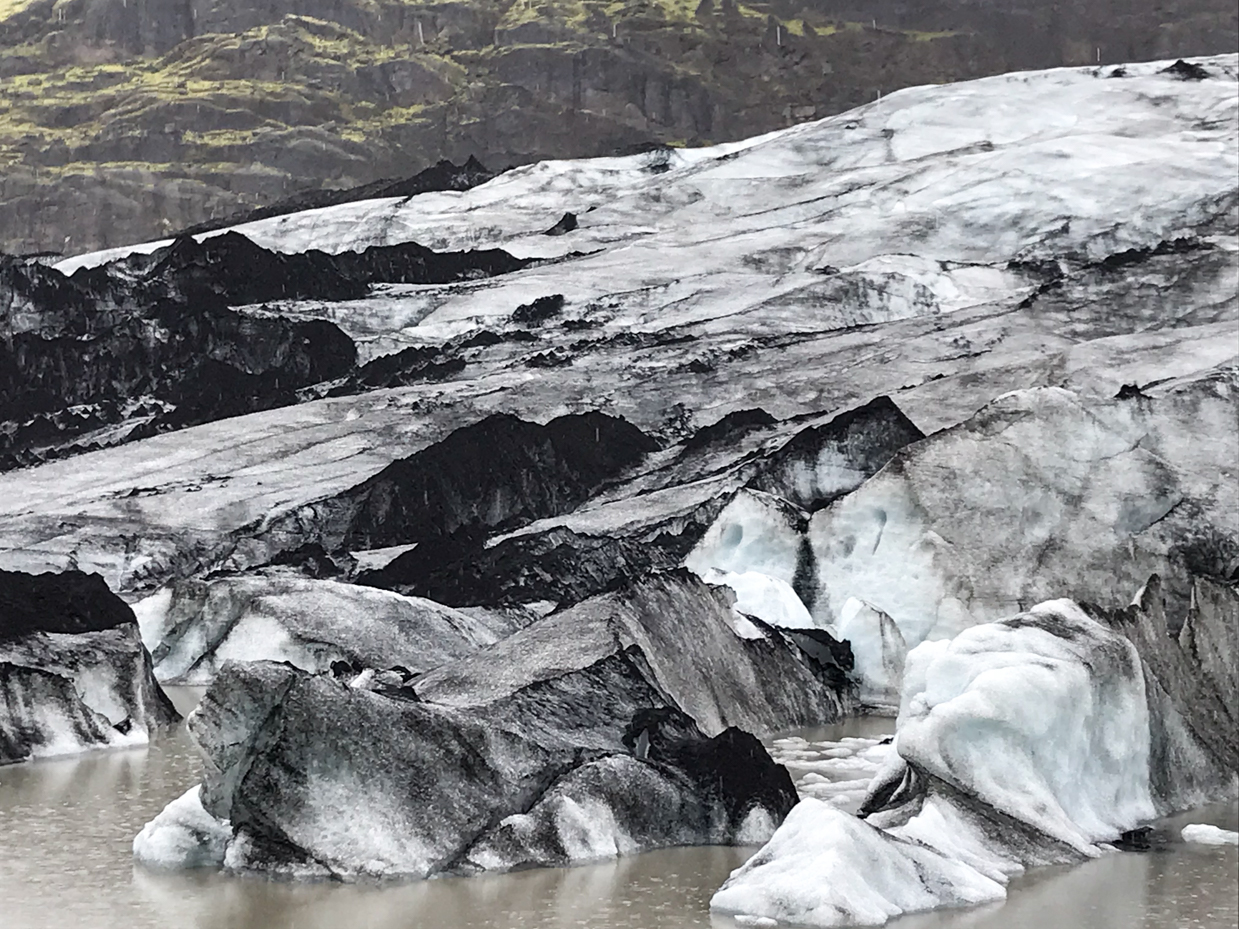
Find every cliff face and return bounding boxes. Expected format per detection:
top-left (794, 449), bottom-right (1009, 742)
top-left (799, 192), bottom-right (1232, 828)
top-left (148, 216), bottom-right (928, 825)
top-left (3, 0), bottom-right (1236, 254)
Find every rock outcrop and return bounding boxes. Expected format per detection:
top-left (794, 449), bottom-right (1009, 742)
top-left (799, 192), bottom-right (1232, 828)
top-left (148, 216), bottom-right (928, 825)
top-left (0, 569), bottom-right (179, 764)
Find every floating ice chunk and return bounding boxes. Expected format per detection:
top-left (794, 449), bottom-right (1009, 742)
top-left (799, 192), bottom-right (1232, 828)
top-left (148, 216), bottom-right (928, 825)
top-left (711, 800), bottom-right (1005, 928)
top-left (722, 600), bottom-right (1162, 926)
top-left (1181, 824), bottom-right (1239, 846)
top-left (133, 785), bottom-right (231, 869)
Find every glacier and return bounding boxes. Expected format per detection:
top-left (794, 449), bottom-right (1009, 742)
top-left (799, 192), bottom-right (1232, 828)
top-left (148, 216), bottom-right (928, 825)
top-left (0, 53), bottom-right (1231, 910)
top-left (2, 56), bottom-right (1234, 595)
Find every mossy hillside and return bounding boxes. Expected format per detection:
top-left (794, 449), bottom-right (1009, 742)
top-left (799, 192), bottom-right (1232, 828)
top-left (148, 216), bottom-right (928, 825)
top-left (2, 0), bottom-right (1234, 253)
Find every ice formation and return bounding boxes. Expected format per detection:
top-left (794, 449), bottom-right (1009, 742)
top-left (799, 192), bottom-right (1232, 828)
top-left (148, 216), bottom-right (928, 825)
top-left (133, 576), bottom-right (518, 684)
top-left (698, 568), bottom-right (815, 635)
top-left (133, 786), bottom-right (231, 869)
top-left (834, 598), bottom-right (906, 711)
top-left (1180, 824), bottom-right (1239, 846)
top-left (711, 799), bottom-right (1006, 926)
top-left (1, 569), bottom-right (179, 764)
top-left (3, 57), bottom-right (1234, 595)
top-left (712, 600), bottom-right (1160, 927)
top-left (162, 655), bottom-right (797, 879)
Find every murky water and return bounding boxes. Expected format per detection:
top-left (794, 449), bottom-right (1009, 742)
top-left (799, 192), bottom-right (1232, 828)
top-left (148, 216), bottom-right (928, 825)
top-left (1, 692), bottom-right (1235, 929)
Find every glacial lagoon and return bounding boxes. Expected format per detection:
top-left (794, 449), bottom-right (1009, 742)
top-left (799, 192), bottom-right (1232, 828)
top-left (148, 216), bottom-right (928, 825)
top-left (1, 692), bottom-right (1233, 929)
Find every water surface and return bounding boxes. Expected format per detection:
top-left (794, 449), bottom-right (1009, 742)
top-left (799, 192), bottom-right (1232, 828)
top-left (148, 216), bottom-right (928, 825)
top-left (1, 692), bottom-right (1234, 929)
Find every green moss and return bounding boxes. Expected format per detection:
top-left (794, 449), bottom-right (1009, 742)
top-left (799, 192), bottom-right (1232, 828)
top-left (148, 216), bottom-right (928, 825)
top-left (0, 0), bottom-right (39, 24)
top-left (903, 28), bottom-right (962, 41)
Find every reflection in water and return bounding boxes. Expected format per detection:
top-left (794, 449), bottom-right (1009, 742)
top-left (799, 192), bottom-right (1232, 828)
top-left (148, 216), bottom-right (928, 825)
top-left (1, 690), bottom-right (1235, 929)
top-left (131, 845), bottom-right (751, 929)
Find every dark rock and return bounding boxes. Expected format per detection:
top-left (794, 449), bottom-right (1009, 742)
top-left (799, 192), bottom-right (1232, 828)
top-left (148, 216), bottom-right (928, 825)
top-left (681, 408), bottom-right (777, 452)
top-left (1103, 574), bottom-right (1238, 812)
top-left (0, 229), bottom-right (532, 468)
top-left (512, 294), bottom-right (566, 324)
top-left (140, 575), bottom-right (523, 684)
top-left (171, 566), bottom-right (838, 877)
top-left (1114, 826), bottom-right (1154, 851)
top-left (260, 411), bottom-right (657, 555)
top-left (348, 346), bottom-right (467, 391)
top-left (1160, 59), bottom-right (1211, 80)
top-left (542, 212), bottom-right (579, 236)
top-left (413, 569), bottom-right (854, 736)
top-left (366, 399), bottom-right (925, 610)
top-left (0, 569), bottom-right (136, 640)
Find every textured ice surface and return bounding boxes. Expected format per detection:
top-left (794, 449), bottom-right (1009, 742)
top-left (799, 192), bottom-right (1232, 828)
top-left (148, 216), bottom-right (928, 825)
top-left (133, 786), bottom-right (231, 869)
top-left (895, 599), bottom-right (1155, 854)
top-left (699, 568), bottom-right (815, 634)
top-left (1, 624), bottom-right (178, 764)
top-left (712, 600), bottom-right (1161, 926)
top-left (5, 57), bottom-right (1235, 592)
top-left (1181, 823), bottom-right (1239, 845)
top-left (835, 598), bottom-right (907, 710)
top-left (133, 576), bottom-right (515, 683)
top-left (168, 646), bottom-right (798, 879)
top-left (711, 799), bottom-right (1006, 927)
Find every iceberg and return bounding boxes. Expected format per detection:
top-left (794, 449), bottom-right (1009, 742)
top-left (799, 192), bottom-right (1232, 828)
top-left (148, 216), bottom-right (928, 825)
top-left (133, 786), bottom-right (231, 869)
top-left (1181, 824), bottom-right (1239, 846)
top-left (712, 600), bottom-right (1161, 927)
top-left (1, 569), bottom-right (179, 764)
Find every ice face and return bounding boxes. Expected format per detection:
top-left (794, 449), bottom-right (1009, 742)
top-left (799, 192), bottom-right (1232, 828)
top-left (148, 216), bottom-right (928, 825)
top-left (685, 490), bottom-right (805, 589)
top-left (712, 599), bottom-right (1166, 927)
top-left (896, 600), bottom-right (1156, 854)
top-left (835, 598), bottom-right (907, 710)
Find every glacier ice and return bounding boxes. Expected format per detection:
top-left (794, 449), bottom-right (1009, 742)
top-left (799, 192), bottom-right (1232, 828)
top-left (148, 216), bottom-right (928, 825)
top-left (1180, 824), bottom-right (1239, 846)
top-left (711, 799), bottom-right (1006, 927)
top-left (133, 576), bottom-right (520, 684)
top-left (1, 569), bottom-right (179, 764)
top-left (712, 600), bottom-right (1163, 927)
top-left (834, 598), bottom-right (907, 711)
top-left (4, 57), bottom-right (1234, 595)
top-left (165, 648), bottom-right (799, 879)
top-left (698, 568), bottom-right (815, 634)
top-left (133, 786), bottom-right (231, 869)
